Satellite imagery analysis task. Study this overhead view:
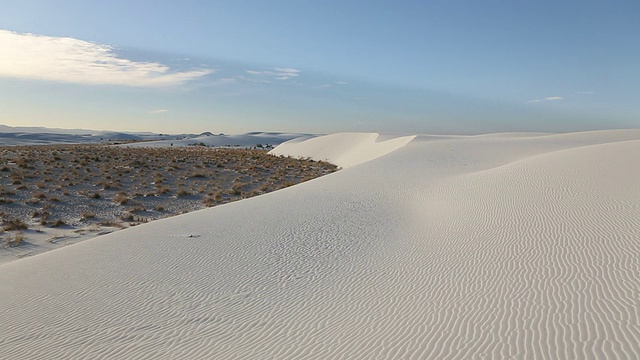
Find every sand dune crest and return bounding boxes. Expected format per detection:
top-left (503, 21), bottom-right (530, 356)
top-left (269, 132), bottom-right (416, 168)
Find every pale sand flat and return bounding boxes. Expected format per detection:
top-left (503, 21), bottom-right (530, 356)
top-left (1, 130), bottom-right (639, 359)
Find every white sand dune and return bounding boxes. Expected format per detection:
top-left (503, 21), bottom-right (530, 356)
top-left (1, 130), bottom-right (639, 359)
top-left (0, 124), bottom-right (306, 147)
top-left (121, 132), bottom-right (310, 148)
top-left (269, 132), bottom-right (416, 168)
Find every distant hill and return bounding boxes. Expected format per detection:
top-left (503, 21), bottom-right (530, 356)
top-left (0, 124), bottom-right (313, 147)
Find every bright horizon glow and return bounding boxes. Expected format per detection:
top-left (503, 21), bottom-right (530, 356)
top-left (0, 1), bottom-right (639, 135)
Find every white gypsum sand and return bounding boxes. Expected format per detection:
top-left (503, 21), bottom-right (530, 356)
top-left (1, 130), bottom-right (639, 359)
top-left (269, 132), bottom-right (416, 168)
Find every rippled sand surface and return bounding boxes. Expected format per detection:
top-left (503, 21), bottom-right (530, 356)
top-left (1, 130), bottom-right (639, 359)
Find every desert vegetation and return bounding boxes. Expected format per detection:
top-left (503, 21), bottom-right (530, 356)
top-left (0, 144), bottom-right (336, 248)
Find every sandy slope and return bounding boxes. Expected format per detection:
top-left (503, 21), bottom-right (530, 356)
top-left (269, 132), bottom-right (416, 168)
top-left (1, 130), bottom-right (639, 359)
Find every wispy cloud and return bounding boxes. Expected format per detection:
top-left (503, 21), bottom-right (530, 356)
top-left (0, 30), bottom-right (214, 87)
top-left (246, 67), bottom-right (301, 80)
top-left (528, 96), bottom-right (564, 103)
top-left (577, 91), bottom-right (595, 95)
top-left (149, 109), bottom-right (168, 114)
top-left (313, 81), bottom-right (349, 89)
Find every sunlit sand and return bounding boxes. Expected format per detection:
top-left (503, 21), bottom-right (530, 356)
top-left (1, 130), bottom-right (639, 359)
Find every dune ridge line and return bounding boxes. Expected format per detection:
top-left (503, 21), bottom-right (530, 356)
top-left (269, 132), bottom-right (417, 168)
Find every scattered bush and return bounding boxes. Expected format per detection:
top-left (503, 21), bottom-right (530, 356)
top-left (231, 182), bottom-right (244, 196)
top-left (176, 188), bottom-right (191, 197)
top-left (0, 144), bottom-right (337, 242)
top-left (50, 219), bottom-right (66, 227)
top-left (81, 212), bottom-right (96, 220)
top-left (114, 193), bottom-right (129, 205)
top-left (6, 232), bottom-right (24, 247)
top-left (3, 218), bottom-right (28, 231)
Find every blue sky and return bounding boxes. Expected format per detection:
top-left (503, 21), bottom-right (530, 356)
top-left (1, 0), bottom-right (638, 134)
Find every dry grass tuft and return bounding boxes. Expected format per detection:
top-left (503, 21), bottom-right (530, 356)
top-left (5, 232), bottom-right (24, 247)
top-left (114, 192), bottom-right (129, 205)
top-left (2, 218), bottom-right (28, 231)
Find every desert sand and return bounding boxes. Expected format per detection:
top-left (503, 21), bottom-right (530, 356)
top-left (1, 130), bottom-right (639, 359)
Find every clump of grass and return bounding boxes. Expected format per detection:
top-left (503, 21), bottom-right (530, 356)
top-left (176, 188), bottom-right (191, 197)
top-left (189, 172), bottom-right (207, 179)
top-left (114, 192), bottom-right (129, 205)
top-left (6, 232), bottom-right (24, 247)
top-left (34, 192), bottom-right (47, 199)
top-left (128, 205), bottom-right (145, 213)
top-left (81, 212), bottom-right (96, 220)
top-left (231, 182), bottom-right (244, 196)
top-left (0, 187), bottom-right (15, 196)
top-left (3, 218), bottom-right (28, 231)
top-left (156, 186), bottom-right (171, 195)
top-left (203, 197), bottom-right (217, 207)
top-left (50, 219), bottom-right (66, 227)
top-left (99, 220), bottom-right (124, 228)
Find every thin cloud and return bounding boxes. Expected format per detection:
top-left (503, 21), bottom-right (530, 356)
top-left (336, 81), bottom-right (349, 85)
top-left (246, 67), bottom-right (301, 80)
top-left (149, 109), bottom-right (168, 114)
top-left (528, 96), bottom-right (564, 103)
top-left (577, 91), bottom-right (595, 95)
top-left (0, 30), bottom-right (214, 87)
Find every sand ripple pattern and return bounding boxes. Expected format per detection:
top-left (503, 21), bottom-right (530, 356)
top-left (1, 131), bottom-right (639, 359)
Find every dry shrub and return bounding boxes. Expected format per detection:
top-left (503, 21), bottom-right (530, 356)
top-left (176, 188), bottom-right (191, 197)
top-left (6, 232), bottom-right (24, 247)
top-left (81, 212), bottom-right (96, 219)
top-left (203, 197), bottom-right (217, 207)
top-left (3, 218), bottom-right (28, 231)
top-left (114, 192), bottom-right (129, 205)
top-left (156, 186), bottom-right (171, 194)
top-left (231, 182), bottom-right (244, 196)
top-left (128, 205), bottom-right (145, 213)
top-left (50, 219), bottom-right (66, 227)
top-left (189, 172), bottom-right (207, 179)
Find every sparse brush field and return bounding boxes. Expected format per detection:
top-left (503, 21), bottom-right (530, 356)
top-left (0, 144), bottom-right (336, 249)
